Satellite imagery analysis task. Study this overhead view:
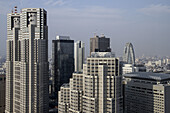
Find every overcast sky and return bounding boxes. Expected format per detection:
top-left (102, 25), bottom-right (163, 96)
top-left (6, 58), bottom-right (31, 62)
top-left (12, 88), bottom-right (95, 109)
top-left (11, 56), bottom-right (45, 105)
top-left (0, 0), bottom-right (170, 57)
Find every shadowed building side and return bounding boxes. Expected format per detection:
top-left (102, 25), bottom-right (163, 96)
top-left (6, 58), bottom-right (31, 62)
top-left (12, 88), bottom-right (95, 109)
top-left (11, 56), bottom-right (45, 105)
top-left (51, 36), bottom-right (74, 105)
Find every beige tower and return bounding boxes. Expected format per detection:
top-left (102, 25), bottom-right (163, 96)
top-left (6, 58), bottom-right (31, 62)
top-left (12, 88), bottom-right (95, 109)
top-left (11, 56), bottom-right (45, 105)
top-left (6, 8), bottom-right (49, 113)
top-left (82, 52), bottom-right (123, 113)
top-left (58, 52), bottom-right (123, 113)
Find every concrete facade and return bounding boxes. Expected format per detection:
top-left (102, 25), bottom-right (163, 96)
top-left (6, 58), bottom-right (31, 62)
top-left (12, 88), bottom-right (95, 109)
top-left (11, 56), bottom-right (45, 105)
top-left (122, 64), bottom-right (146, 75)
top-left (58, 84), bottom-right (70, 113)
top-left (6, 8), bottom-right (49, 113)
top-left (58, 52), bottom-right (123, 113)
top-left (123, 72), bottom-right (170, 113)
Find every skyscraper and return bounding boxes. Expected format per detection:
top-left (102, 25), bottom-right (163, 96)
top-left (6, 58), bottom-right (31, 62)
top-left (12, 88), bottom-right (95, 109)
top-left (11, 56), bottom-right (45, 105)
top-left (123, 43), bottom-right (135, 64)
top-left (52, 36), bottom-right (74, 102)
top-left (74, 41), bottom-right (85, 72)
top-left (58, 52), bottom-right (123, 113)
top-left (90, 35), bottom-right (111, 55)
top-left (6, 8), bottom-right (49, 113)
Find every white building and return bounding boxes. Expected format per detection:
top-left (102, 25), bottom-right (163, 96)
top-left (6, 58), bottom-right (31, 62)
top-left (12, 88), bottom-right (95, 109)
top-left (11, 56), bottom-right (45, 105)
top-left (58, 84), bottom-right (70, 113)
top-left (122, 64), bottom-right (134, 75)
top-left (6, 8), bottom-right (49, 113)
top-left (74, 41), bottom-right (85, 72)
top-left (122, 64), bottom-right (146, 75)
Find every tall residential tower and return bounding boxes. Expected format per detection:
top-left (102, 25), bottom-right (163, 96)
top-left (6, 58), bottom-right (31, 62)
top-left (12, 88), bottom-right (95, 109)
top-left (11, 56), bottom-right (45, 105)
top-left (6, 8), bottom-right (49, 113)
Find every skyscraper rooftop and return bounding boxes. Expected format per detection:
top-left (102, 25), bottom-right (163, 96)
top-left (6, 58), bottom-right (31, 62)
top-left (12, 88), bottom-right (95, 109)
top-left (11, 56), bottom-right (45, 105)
top-left (90, 52), bottom-right (115, 58)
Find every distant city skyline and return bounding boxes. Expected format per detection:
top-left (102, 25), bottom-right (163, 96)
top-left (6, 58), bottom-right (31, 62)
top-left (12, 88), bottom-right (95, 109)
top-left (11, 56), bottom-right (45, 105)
top-left (1, 0), bottom-right (170, 57)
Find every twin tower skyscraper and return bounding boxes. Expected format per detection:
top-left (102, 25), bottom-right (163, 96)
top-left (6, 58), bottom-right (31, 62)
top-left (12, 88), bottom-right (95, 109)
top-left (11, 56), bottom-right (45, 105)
top-left (6, 8), bottom-right (49, 113)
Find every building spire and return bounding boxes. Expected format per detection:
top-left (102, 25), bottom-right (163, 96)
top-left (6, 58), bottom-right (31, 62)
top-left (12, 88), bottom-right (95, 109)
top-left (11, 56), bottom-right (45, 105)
top-left (14, 6), bottom-right (17, 13)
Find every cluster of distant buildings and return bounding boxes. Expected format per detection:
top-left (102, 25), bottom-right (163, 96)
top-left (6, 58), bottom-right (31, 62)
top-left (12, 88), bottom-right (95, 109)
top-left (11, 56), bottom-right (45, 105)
top-left (0, 7), bottom-right (170, 113)
top-left (136, 56), bottom-right (170, 73)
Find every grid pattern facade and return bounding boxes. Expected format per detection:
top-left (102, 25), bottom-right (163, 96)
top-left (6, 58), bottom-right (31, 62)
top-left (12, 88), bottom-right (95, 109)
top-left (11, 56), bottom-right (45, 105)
top-left (82, 56), bottom-right (123, 113)
top-left (123, 73), bottom-right (170, 113)
top-left (58, 52), bottom-right (123, 113)
top-left (58, 84), bottom-right (70, 113)
top-left (6, 8), bottom-right (49, 113)
top-left (69, 72), bottom-right (83, 113)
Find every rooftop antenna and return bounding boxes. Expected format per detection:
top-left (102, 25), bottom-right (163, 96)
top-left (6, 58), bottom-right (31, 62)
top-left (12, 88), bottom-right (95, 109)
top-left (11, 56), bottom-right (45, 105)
top-left (14, 6), bottom-right (17, 13)
top-left (101, 33), bottom-right (105, 38)
top-left (11, 8), bottom-right (13, 13)
top-left (94, 32), bottom-right (96, 36)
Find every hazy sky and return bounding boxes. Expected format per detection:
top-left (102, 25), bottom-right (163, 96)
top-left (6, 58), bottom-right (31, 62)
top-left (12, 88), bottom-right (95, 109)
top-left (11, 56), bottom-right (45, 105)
top-left (0, 0), bottom-right (170, 57)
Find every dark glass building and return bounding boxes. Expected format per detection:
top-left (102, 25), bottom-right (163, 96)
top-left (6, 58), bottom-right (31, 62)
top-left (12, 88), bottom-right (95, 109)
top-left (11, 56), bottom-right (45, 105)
top-left (90, 35), bottom-right (111, 55)
top-left (51, 36), bottom-right (74, 103)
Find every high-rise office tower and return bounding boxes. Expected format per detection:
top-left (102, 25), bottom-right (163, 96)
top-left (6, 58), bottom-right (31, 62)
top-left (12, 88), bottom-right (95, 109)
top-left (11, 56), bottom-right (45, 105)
top-left (6, 8), bottom-right (49, 113)
top-left (82, 52), bottom-right (123, 113)
top-left (123, 72), bottom-right (170, 113)
top-left (90, 35), bottom-right (111, 55)
top-left (52, 36), bottom-right (74, 102)
top-left (74, 41), bottom-right (85, 72)
top-left (123, 43), bottom-right (135, 64)
top-left (58, 52), bottom-right (123, 113)
top-left (0, 74), bottom-right (5, 113)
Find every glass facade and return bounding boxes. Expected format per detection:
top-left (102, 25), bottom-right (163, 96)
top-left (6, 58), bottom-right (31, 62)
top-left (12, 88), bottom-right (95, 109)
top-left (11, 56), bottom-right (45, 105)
top-left (52, 39), bottom-right (74, 102)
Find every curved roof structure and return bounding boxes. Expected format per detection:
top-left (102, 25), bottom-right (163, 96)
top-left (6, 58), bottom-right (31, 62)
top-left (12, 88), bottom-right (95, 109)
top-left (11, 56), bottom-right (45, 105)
top-left (123, 43), bottom-right (135, 64)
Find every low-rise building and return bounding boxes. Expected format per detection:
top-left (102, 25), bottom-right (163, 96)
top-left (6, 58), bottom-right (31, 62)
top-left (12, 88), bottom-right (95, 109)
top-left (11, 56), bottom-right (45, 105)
top-left (123, 72), bottom-right (170, 113)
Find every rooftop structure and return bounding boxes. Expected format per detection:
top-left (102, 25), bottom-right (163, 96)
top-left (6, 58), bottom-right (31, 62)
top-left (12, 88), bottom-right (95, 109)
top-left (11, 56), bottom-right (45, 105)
top-left (90, 35), bottom-right (111, 55)
top-left (124, 72), bottom-right (170, 81)
top-left (56, 35), bottom-right (70, 40)
top-left (90, 52), bottom-right (115, 58)
top-left (123, 72), bottom-right (170, 113)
